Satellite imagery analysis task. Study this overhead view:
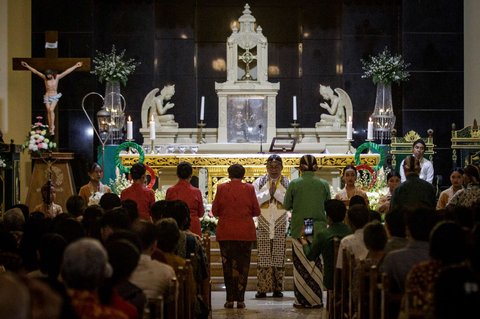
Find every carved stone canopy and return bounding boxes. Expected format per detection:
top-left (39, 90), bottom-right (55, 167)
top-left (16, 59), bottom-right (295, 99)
top-left (225, 3), bottom-right (269, 83)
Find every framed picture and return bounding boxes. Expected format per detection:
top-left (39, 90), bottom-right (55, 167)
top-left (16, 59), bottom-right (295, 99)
top-left (227, 96), bottom-right (267, 143)
top-left (269, 137), bottom-right (296, 152)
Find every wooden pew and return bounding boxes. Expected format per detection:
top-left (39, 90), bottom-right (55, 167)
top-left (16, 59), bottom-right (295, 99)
top-left (328, 237), bottom-right (340, 319)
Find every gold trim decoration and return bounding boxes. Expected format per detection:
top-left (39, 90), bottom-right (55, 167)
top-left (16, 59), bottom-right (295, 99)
top-left (120, 153), bottom-right (379, 170)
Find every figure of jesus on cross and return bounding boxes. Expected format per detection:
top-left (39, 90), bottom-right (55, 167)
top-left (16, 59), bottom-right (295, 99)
top-left (21, 61), bottom-right (82, 135)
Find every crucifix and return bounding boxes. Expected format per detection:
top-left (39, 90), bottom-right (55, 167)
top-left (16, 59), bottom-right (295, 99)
top-left (13, 31), bottom-right (91, 135)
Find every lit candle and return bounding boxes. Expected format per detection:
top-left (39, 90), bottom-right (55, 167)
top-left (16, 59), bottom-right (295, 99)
top-left (200, 96), bottom-right (205, 121)
top-left (367, 117), bottom-right (374, 140)
top-left (293, 96), bottom-right (297, 121)
top-left (127, 116), bottom-right (133, 140)
top-left (347, 116), bottom-right (353, 140)
top-left (149, 115), bottom-right (155, 140)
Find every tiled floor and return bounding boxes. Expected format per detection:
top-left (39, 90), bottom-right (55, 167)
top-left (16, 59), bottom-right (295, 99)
top-left (211, 291), bottom-right (327, 318)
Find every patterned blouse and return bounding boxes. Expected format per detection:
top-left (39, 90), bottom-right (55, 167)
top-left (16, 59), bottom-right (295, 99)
top-left (447, 183), bottom-right (480, 208)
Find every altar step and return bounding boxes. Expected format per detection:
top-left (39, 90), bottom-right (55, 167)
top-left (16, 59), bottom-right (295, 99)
top-left (208, 237), bottom-right (294, 291)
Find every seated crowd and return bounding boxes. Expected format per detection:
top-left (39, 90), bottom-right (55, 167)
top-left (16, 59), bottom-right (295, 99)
top-left (0, 163), bottom-right (210, 319)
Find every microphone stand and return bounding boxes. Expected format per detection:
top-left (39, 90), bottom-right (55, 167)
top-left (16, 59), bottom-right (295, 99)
top-left (258, 124), bottom-right (264, 154)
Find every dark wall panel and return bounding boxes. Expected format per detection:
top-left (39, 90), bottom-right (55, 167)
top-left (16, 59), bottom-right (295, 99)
top-left (29, 0), bottom-right (463, 189)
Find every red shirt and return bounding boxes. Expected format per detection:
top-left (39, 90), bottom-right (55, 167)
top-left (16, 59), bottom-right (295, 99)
top-left (166, 179), bottom-right (205, 236)
top-left (120, 182), bottom-right (155, 220)
top-left (212, 179), bottom-right (260, 241)
top-left (68, 289), bottom-right (128, 319)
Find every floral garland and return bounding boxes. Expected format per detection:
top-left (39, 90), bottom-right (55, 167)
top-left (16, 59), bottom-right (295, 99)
top-left (354, 142), bottom-right (385, 171)
top-left (361, 47), bottom-right (410, 85)
top-left (114, 141), bottom-right (145, 174)
top-left (91, 45), bottom-right (140, 86)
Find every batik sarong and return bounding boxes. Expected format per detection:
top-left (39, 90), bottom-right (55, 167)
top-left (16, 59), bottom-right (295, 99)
top-left (292, 239), bottom-right (324, 307)
top-left (219, 240), bottom-right (252, 302)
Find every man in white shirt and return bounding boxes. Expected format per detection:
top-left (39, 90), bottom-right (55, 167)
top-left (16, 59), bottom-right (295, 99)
top-left (399, 139), bottom-right (434, 183)
top-left (130, 220), bottom-right (176, 300)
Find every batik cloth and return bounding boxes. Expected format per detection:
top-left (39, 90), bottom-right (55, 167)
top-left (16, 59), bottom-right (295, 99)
top-left (292, 239), bottom-right (324, 307)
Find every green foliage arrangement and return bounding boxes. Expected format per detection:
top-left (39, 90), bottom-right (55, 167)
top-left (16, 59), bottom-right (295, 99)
top-left (361, 47), bottom-right (410, 84)
top-left (91, 45), bottom-right (140, 86)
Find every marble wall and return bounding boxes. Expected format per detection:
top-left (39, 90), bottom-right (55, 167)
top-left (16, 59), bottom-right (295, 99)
top-left (29, 0), bottom-right (463, 189)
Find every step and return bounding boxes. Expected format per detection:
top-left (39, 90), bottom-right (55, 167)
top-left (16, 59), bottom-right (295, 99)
top-left (210, 261), bottom-right (294, 277)
top-left (211, 276), bottom-right (294, 291)
top-left (209, 249), bottom-right (293, 264)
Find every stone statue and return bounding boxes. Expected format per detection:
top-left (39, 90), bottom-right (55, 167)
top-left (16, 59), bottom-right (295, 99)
top-left (318, 85), bottom-right (352, 127)
top-left (141, 85), bottom-right (176, 128)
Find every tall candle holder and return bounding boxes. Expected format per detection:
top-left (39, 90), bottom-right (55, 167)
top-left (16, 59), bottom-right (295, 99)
top-left (346, 139), bottom-right (354, 154)
top-left (365, 138), bottom-right (374, 154)
top-left (291, 121), bottom-right (302, 142)
top-left (197, 121), bottom-right (206, 144)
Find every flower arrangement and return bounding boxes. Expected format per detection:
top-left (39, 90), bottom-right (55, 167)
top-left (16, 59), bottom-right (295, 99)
top-left (0, 156), bottom-right (6, 168)
top-left (361, 47), bottom-right (410, 84)
top-left (23, 116), bottom-right (56, 155)
top-left (201, 213), bottom-right (218, 236)
top-left (91, 45), bottom-right (140, 86)
top-left (109, 171), bottom-right (132, 195)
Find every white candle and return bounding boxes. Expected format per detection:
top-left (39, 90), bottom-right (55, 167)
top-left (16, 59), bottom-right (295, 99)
top-left (127, 116), bottom-right (133, 140)
top-left (149, 115), bottom-right (155, 140)
top-left (200, 96), bottom-right (205, 121)
top-left (367, 117), bottom-right (374, 140)
top-left (347, 116), bottom-right (353, 140)
top-left (293, 96), bottom-right (297, 121)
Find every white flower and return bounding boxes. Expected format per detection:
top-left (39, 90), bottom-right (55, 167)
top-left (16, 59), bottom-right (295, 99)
top-left (361, 47), bottom-right (410, 84)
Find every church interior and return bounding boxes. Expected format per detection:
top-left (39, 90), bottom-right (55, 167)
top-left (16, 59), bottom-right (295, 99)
top-left (1, 0), bottom-right (480, 318)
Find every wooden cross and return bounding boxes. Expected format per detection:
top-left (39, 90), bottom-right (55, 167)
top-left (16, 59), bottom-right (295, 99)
top-left (12, 30), bottom-right (91, 72)
top-left (12, 31), bottom-right (91, 136)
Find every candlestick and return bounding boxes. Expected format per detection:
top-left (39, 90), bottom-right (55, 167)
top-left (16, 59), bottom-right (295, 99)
top-left (293, 96), bottom-right (297, 121)
top-left (127, 116), bottom-right (133, 140)
top-left (197, 121), bottom-right (206, 144)
top-left (367, 117), bottom-right (374, 140)
top-left (347, 116), bottom-right (353, 140)
top-left (149, 115), bottom-right (155, 140)
top-left (200, 96), bottom-right (205, 121)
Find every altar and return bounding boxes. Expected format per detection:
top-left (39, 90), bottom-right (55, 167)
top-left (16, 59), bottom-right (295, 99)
top-left (120, 153), bottom-right (379, 202)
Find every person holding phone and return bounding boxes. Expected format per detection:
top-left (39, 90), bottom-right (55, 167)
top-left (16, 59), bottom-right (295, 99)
top-left (253, 155), bottom-right (290, 298)
top-left (284, 154), bottom-right (331, 308)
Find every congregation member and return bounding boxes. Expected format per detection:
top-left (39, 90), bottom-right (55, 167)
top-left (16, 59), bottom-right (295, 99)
top-left (399, 139), bottom-right (434, 183)
top-left (62, 238), bottom-right (129, 319)
top-left (436, 167), bottom-right (464, 209)
top-left (120, 163), bottom-right (155, 220)
top-left (383, 208), bottom-right (408, 253)
top-left (160, 200), bottom-right (210, 312)
top-left (103, 237), bottom-right (144, 319)
top-left (129, 220), bottom-right (176, 301)
top-left (447, 164), bottom-right (480, 208)
top-left (252, 154), bottom-right (290, 298)
top-left (284, 154), bottom-right (331, 308)
top-left (166, 161), bottom-right (205, 236)
top-left (78, 163), bottom-right (112, 207)
top-left (33, 181), bottom-right (63, 218)
top-left (65, 195), bottom-right (86, 220)
top-left (377, 170), bottom-right (401, 214)
top-left (335, 165), bottom-right (369, 208)
top-left (390, 155), bottom-right (437, 210)
top-left (401, 221), bottom-right (468, 318)
top-left (380, 207), bottom-right (438, 318)
top-left (212, 164), bottom-right (260, 309)
top-left (299, 199), bottom-right (351, 291)
top-left (335, 204), bottom-right (370, 269)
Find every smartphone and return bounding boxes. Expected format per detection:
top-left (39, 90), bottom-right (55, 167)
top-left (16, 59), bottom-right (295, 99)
top-left (304, 218), bottom-right (314, 236)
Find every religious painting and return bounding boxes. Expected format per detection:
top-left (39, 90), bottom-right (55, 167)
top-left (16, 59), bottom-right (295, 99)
top-left (227, 96), bottom-right (267, 143)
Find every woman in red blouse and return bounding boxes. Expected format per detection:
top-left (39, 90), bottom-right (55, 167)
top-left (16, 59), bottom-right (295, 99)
top-left (166, 162), bottom-right (205, 236)
top-left (212, 164), bottom-right (261, 309)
